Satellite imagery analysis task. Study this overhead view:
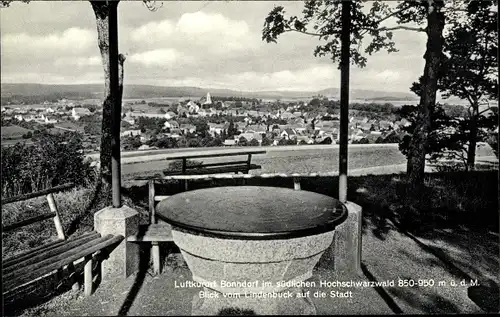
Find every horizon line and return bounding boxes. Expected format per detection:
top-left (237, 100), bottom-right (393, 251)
top-left (1, 82), bottom-right (419, 96)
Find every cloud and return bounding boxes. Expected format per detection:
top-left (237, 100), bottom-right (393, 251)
top-left (54, 56), bottom-right (101, 67)
top-left (127, 12), bottom-right (258, 55)
top-left (176, 11), bottom-right (249, 37)
top-left (375, 70), bottom-right (401, 82)
top-left (128, 48), bottom-right (188, 67)
top-left (1, 28), bottom-right (95, 55)
top-left (129, 20), bottom-right (175, 44)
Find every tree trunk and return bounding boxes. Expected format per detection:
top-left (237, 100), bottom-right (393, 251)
top-left (406, 0), bottom-right (445, 189)
top-left (467, 106), bottom-right (479, 171)
top-left (90, 1), bottom-right (124, 188)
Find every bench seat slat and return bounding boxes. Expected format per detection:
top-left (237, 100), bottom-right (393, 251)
top-left (154, 195), bottom-right (170, 201)
top-left (3, 234), bottom-right (124, 294)
top-left (127, 224), bottom-right (173, 242)
top-left (192, 161), bottom-right (249, 168)
top-left (3, 232), bottom-right (101, 274)
top-left (3, 212), bottom-right (56, 232)
top-left (4, 234), bottom-right (113, 282)
top-left (3, 231), bottom-right (100, 268)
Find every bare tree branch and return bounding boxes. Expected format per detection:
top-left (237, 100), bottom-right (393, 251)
top-left (368, 25), bottom-right (427, 33)
top-left (283, 29), bottom-right (326, 37)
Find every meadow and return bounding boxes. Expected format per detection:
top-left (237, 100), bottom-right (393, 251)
top-left (121, 145), bottom-right (409, 179)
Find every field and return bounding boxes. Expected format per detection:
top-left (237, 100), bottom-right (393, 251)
top-left (1, 125), bottom-right (32, 139)
top-left (121, 145), bottom-right (408, 179)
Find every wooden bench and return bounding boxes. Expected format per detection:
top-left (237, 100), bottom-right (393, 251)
top-left (163, 150), bottom-right (266, 176)
top-left (1, 184), bottom-right (124, 298)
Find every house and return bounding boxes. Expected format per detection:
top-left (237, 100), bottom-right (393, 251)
top-left (379, 120), bottom-right (393, 131)
top-left (179, 124), bottom-right (196, 134)
top-left (140, 133), bottom-right (154, 143)
top-left (247, 110), bottom-right (260, 117)
top-left (239, 132), bottom-right (255, 142)
top-left (208, 123), bottom-right (225, 136)
top-left (245, 124), bottom-right (267, 134)
top-left (224, 139), bottom-right (237, 146)
top-left (280, 128), bottom-right (297, 140)
top-left (168, 128), bottom-right (182, 138)
top-left (280, 111), bottom-right (294, 119)
top-left (252, 133), bottom-right (263, 143)
top-left (120, 129), bottom-right (141, 137)
top-left (359, 123), bottom-right (373, 131)
top-left (186, 101), bottom-right (200, 114)
top-left (400, 118), bottom-right (411, 127)
top-left (42, 116), bottom-right (58, 124)
top-left (45, 107), bottom-right (55, 113)
top-left (290, 117), bottom-right (306, 125)
top-left (165, 111), bottom-right (177, 120)
top-left (127, 111), bottom-right (166, 119)
top-left (296, 135), bottom-right (314, 144)
top-left (164, 120), bottom-right (180, 129)
top-left (71, 107), bottom-right (92, 120)
top-left (177, 105), bottom-right (188, 116)
top-left (123, 116), bottom-right (136, 125)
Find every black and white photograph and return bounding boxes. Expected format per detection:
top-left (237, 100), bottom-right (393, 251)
top-left (1, 0), bottom-right (498, 315)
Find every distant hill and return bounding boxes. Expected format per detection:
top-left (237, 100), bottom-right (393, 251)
top-left (1, 83), bottom-right (418, 102)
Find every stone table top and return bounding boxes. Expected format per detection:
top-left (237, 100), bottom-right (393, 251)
top-left (156, 186), bottom-right (347, 239)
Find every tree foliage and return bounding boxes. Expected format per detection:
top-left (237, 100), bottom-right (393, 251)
top-left (1, 132), bottom-right (95, 197)
top-left (398, 104), bottom-right (498, 170)
top-left (409, 0), bottom-right (498, 170)
top-left (262, 0), bottom-right (406, 68)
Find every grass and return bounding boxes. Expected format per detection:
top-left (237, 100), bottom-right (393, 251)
top-left (1, 184), bottom-right (147, 261)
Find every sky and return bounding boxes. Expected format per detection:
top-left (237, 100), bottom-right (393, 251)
top-left (1, 0), bottom-right (429, 93)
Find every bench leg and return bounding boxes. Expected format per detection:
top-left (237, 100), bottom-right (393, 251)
top-left (152, 242), bottom-right (161, 275)
top-left (84, 255), bottom-right (93, 296)
top-left (67, 263), bottom-right (80, 291)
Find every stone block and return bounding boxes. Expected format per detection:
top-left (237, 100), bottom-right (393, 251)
top-left (94, 205), bottom-right (140, 279)
top-left (333, 201), bottom-right (363, 277)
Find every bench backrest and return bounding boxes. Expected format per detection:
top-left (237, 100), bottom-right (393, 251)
top-left (166, 151), bottom-right (266, 174)
top-left (1, 183), bottom-right (75, 240)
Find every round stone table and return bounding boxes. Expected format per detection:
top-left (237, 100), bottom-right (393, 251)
top-left (156, 186), bottom-right (347, 315)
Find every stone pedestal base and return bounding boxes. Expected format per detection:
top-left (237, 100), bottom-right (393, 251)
top-left (333, 201), bottom-right (363, 276)
top-left (191, 287), bottom-right (316, 316)
top-left (94, 205), bottom-right (140, 279)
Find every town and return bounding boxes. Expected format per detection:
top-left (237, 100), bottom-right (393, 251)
top-left (1, 92), bottom-right (415, 152)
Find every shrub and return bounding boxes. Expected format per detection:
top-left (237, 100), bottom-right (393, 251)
top-left (248, 139), bottom-right (260, 147)
top-left (1, 132), bottom-right (96, 198)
